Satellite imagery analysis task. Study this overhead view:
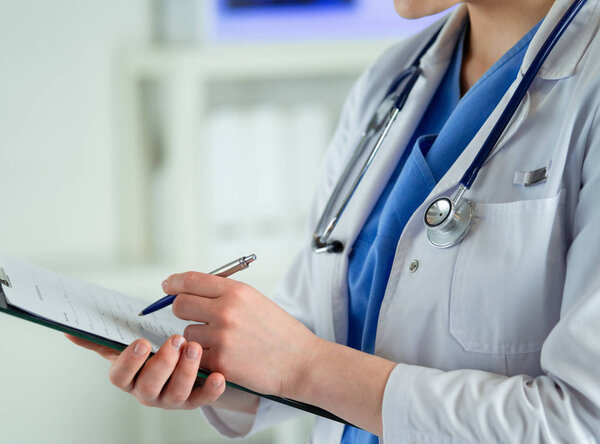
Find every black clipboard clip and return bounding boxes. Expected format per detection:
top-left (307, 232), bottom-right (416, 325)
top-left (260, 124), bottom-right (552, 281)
top-left (0, 268), bottom-right (10, 310)
top-left (0, 268), bottom-right (11, 288)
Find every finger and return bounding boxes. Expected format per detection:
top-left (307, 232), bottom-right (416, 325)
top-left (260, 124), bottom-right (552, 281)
top-left (163, 272), bottom-right (228, 299)
top-left (160, 342), bottom-right (202, 408)
top-left (172, 294), bottom-right (218, 323)
top-left (185, 372), bottom-right (226, 409)
top-left (108, 339), bottom-right (152, 392)
top-left (65, 334), bottom-right (121, 362)
top-left (132, 335), bottom-right (185, 405)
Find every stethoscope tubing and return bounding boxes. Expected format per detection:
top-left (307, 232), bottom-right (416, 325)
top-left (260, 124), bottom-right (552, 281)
top-left (312, 31), bottom-right (441, 253)
top-left (460, 0), bottom-right (587, 190)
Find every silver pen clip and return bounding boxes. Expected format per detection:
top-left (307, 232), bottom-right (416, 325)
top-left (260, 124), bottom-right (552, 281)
top-left (513, 162), bottom-right (550, 187)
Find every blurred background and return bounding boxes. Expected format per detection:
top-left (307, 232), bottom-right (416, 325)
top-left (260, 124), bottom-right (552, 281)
top-left (0, 1), bottom-right (441, 442)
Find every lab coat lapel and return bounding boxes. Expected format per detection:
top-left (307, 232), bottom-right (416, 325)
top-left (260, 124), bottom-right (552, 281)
top-left (331, 7), bottom-right (468, 255)
top-left (328, 8), bottom-right (468, 345)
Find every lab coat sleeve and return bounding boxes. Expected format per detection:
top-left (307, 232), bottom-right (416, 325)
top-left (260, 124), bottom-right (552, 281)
top-left (381, 111), bottom-right (600, 443)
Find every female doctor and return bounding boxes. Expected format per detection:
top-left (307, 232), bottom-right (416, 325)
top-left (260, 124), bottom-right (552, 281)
top-left (68, 0), bottom-right (600, 442)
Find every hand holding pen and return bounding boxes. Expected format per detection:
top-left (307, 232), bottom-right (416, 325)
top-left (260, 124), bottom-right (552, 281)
top-left (139, 254), bottom-right (257, 316)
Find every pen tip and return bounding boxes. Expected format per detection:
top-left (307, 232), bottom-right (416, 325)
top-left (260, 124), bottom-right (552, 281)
top-left (138, 312), bottom-right (143, 316)
top-left (245, 254), bottom-right (257, 264)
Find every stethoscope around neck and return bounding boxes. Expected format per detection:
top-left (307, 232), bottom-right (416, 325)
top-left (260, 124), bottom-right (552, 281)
top-left (312, 0), bottom-right (586, 254)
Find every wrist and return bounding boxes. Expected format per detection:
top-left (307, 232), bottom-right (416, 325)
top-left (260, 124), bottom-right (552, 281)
top-left (282, 333), bottom-right (325, 400)
top-left (282, 337), bottom-right (396, 435)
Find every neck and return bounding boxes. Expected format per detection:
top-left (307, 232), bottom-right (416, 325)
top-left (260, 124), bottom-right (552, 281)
top-left (460, 0), bottom-right (555, 94)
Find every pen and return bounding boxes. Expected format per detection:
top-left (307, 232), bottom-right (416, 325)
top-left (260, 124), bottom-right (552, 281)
top-left (138, 254), bottom-right (257, 316)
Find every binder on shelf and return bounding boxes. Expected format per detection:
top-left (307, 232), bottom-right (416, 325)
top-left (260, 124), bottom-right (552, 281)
top-left (0, 258), bottom-right (350, 426)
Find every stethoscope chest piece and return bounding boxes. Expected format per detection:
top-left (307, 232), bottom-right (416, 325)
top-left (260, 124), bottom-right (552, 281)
top-left (424, 195), bottom-right (474, 248)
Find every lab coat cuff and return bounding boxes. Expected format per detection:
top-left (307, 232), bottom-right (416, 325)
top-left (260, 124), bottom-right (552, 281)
top-left (382, 363), bottom-right (438, 442)
top-left (202, 404), bottom-right (256, 438)
top-left (202, 397), bottom-right (301, 438)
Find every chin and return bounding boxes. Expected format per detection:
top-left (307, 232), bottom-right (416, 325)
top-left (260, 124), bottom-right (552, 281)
top-left (393, 0), bottom-right (459, 19)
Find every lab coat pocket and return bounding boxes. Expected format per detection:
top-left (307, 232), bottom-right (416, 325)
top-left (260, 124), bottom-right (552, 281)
top-left (450, 189), bottom-right (566, 355)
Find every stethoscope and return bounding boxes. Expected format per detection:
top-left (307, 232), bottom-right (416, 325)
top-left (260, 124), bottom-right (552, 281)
top-left (312, 0), bottom-right (586, 254)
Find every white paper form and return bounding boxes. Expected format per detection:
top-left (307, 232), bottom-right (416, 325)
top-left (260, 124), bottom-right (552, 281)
top-left (0, 255), bottom-right (195, 352)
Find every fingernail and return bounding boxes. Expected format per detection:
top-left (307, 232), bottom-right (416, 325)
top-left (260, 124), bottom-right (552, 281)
top-left (162, 280), bottom-right (167, 291)
top-left (172, 335), bottom-right (184, 351)
top-left (133, 342), bottom-right (148, 356)
top-left (211, 378), bottom-right (223, 388)
top-left (186, 344), bottom-right (199, 360)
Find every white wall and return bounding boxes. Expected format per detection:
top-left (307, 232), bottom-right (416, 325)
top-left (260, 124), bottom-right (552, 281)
top-left (0, 0), bottom-right (150, 268)
top-left (0, 1), bottom-right (153, 443)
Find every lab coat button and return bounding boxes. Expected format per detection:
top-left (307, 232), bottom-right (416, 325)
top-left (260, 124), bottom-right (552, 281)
top-left (409, 260), bottom-right (419, 273)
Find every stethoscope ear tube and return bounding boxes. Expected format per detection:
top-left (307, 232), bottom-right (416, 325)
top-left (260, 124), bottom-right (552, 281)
top-left (311, 24), bottom-right (445, 254)
top-left (459, 0), bottom-right (587, 190)
top-left (312, 234), bottom-right (344, 254)
top-left (311, 105), bottom-right (403, 254)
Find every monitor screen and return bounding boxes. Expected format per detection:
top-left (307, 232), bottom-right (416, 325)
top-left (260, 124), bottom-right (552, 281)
top-left (225, 0), bottom-right (354, 8)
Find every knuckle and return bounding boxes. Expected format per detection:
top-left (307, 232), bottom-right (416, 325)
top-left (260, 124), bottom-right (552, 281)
top-left (136, 379), bottom-right (160, 397)
top-left (179, 365), bottom-right (199, 382)
top-left (219, 309), bottom-right (233, 328)
top-left (183, 272), bottom-right (199, 289)
top-left (229, 284), bottom-right (244, 299)
top-left (108, 370), bottom-right (122, 388)
top-left (169, 392), bottom-right (188, 405)
top-left (219, 307), bottom-right (238, 328)
top-left (152, 353), bottom-right (174, 372)
top-left (172, 295), bottom-right (185, 317)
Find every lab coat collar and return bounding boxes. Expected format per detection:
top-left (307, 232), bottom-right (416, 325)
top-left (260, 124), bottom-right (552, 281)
top-left (419, 6), bottom-right (468, 69)
top-left (423, 0), bottom-right (599, 80)
top-left (523, 0), bottom-right (600, 80)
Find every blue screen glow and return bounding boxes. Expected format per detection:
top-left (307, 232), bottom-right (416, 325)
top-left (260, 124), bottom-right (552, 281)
top-left (225, 0), bottom-right (354, 8)
top-left (207, 0), bottom-right (448, 42)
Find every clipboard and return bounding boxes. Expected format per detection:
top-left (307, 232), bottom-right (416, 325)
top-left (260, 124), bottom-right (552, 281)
top-left (0, 266), bottom-right (351, 427)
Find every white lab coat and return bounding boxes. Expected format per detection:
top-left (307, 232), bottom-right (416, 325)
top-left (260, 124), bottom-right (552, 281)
top-left (204, 1), bottom-right (600, 442)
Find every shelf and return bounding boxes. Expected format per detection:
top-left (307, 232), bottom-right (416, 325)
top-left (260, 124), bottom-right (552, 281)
top-left (119, 40), bottom-right (396, 80)
top-left (115, 40), bottom-right (391, 275)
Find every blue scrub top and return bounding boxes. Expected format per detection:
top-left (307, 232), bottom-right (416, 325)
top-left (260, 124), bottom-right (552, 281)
top-left (342, 21), bottom-right (540, 444)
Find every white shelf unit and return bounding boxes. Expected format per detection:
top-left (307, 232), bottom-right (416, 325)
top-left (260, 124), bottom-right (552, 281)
top-left (115, 40), bottom-right (393, 294)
